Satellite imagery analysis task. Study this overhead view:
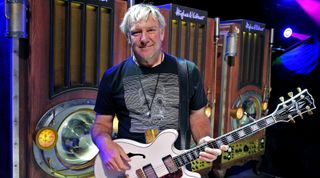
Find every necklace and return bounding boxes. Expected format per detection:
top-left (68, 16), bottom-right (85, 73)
top-left (135, 53), bottom-right (164, 117)
top-left (139, 73), bottom-right (160, 118)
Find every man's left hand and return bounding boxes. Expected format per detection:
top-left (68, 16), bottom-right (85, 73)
top-left (198, 136), bottom-right (229, 162)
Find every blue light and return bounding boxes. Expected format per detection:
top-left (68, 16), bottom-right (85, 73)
top-left (273, 36), bottom-right (319, 76)
top-left (0, 2), bottom-right (12, 178)
top-left (283, 28), bottom-right (293, 38)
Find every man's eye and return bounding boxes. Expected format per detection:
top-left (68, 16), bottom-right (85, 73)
top-left (131, 32), bottom-right (140, 36)
top-left (148, 29), bottom-right (156, 32)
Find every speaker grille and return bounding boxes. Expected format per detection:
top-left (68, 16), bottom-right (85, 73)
top-left (50, 0), bottom-right (114, 96)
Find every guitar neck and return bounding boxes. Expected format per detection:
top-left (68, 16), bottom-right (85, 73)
top-left (173, 88), bottom-right (315, 168)
top-left (173, 114), bottom-right (275, 167)
top-left (211, 114), bottom-right (275, 147)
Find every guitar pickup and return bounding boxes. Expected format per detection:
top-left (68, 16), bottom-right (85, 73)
top-left (162, 155), bottom-right (178, 173)
top-left (142, 164), bottom-right (158, 178)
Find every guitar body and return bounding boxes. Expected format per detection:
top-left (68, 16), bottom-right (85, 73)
top-left (94, 129), bottom-right (200, 178)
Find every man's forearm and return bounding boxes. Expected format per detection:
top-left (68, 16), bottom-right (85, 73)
top-left (91, 122), bottom-right (113, 150)
top-left (190, 108), bottom-right (212, 143)
top-left (191, 121), bottom-right (212, 143)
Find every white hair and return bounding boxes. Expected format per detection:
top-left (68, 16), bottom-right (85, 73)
top-left (120, 3), bottom-right (166, 35)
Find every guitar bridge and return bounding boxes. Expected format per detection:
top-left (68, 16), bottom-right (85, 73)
top-left (136, 168), bottom-right (146, 178)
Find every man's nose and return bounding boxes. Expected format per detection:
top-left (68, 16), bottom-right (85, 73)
top-left (140, 31), bottom-right (149, 43)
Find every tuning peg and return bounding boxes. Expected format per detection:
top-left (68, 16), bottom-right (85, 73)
top-left (306, 106), bottom-right (313, 115)
top-left (297, 87), bottom-right (302, 92)
top-left (288, 115), bottom-right (295, 123)
top-left (279, 96), bottom-right (285, 102)
top-left (288, 92), bottom-right (293, 98)
top-left (297, 110), bottom-right (303, 119)
top-left (279, 96), bottom-right (288, 108)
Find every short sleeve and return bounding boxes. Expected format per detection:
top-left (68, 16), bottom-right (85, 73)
top-left (94, 71), bottom-right (115, 115)
top-left (188, 62), bottom-right (208, 110)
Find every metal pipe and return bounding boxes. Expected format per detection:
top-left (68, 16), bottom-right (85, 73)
top-left (11, 38), bottom-right (20, 178)
top-left (264, 28), bottom-right (274, 101)
top-left (211, 17), bottom-right (220, 137)
top-left (5, 0), bottom-right (27, 38)
top-left (6, 0), bottom-right (27, 177)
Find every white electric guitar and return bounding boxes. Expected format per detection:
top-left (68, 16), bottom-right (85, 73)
top-left (94, 88), bottom-right (316, 178)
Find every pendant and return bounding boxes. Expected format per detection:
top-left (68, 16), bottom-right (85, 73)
top-left (146, 111), bottom-right (151, 117)
top-left (145, 128), bottom-right (159, 143)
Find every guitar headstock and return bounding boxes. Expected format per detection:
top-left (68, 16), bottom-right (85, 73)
top-left (274, 87), bottom-right (316, 123)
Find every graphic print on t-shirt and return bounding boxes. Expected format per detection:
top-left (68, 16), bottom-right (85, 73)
top-left (123, 73), bottom-right (179, 133)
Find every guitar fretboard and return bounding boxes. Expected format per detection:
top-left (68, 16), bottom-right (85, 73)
top-left (173, 114), bottom-right (276, 167)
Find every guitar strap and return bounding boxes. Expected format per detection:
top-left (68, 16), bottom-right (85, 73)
top-left (176, 57), bottom-right (192, 150)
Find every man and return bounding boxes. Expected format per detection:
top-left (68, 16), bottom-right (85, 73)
top-left (91, 3), bottom-right (228, 173)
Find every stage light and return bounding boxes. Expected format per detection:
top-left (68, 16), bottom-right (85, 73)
top-left (283, 27), bottom-right (293, 38)
top-left (282, 27), bottom-right (311, 41)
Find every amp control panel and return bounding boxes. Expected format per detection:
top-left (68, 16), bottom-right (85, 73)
top-left (220, 136), bottom-right (265, 164)
top-left (191, 135), bottom-right (265, 172)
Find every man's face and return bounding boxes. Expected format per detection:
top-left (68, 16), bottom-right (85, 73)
top-left (128, 15), bottom-right (164, 62)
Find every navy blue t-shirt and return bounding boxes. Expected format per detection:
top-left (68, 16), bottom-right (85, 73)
top-left (94, 53), bottom-right (207, 144)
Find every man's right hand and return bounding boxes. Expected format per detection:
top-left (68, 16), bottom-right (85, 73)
top-left (99, 139), bottom-right (131, 172)
top-left (91, 114), bottom-right (131, 172)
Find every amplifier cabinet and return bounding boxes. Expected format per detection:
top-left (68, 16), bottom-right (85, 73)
top-left (212, 19), bottom-right (271, 170)
top-left (18, 0), bottom-right (128, 177)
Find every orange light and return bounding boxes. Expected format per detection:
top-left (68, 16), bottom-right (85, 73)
top-left (231, 107), bottom-right (244, 120)
top-left (205, 106), bottom-right (212, 117)
top-left (261, 101), bottom-right (268, 111)
top-left (35, 127), bottom-right (58, 150)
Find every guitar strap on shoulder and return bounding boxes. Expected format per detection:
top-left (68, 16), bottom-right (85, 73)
top-left (176, 57), bottom-right (191, 150)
